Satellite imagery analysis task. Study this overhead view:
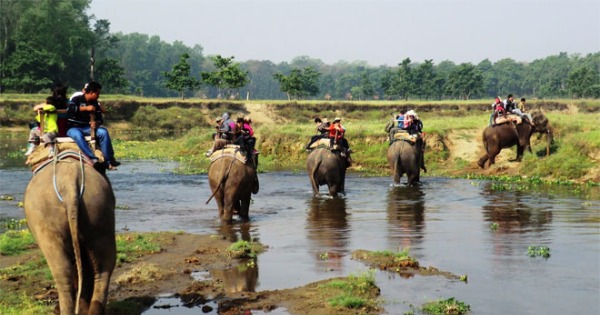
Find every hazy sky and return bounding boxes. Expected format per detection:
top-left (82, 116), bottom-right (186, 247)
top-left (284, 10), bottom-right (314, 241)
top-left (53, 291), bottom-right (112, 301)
top-left (88, 0), bottom-right (600, 66)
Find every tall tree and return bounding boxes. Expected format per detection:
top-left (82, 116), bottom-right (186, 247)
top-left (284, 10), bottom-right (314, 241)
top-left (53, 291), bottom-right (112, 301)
top-left (95, 58), bottom-right (129, 94)
top-left (567, 66), bottom-right (600, 98)
top-left (201, 55), bottom-right (248, 99)
top-left (163, 53), bottom-right (200, 99)
top-left (273, 66), bottom-right (321, 100)
top-left (444, 63), bottom-right (483, 100)
top-left (414, 59), bottom-right (436, 100)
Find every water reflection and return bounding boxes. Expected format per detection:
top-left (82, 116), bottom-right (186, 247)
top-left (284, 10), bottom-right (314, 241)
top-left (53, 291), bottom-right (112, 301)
top-left (209, 262), bottom-right (258, 293)
top-left (215, 221), bottom-right (253, 242)
top-left (305, 197), bottom-right (349, 271)
top-left (481, 182), bottom-right (553, 234)
top-left (386, 186), bottom-right (425, 251)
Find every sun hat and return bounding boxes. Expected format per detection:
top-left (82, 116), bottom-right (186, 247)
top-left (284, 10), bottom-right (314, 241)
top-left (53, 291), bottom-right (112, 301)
top-left (334, 117), bottom-right (341, 121)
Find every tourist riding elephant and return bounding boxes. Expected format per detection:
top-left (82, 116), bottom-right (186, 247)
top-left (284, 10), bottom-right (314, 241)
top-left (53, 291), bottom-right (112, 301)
top-left (208, 154), bottom-right (259, 224)
top-left (23, 159), bottom-right (116, 315)
top-left (387, 137), bottom-right (425, 186)
top-left (306, 148), bottom-right (349, 197)
top-left (478, 112), bottom-right (552, 168)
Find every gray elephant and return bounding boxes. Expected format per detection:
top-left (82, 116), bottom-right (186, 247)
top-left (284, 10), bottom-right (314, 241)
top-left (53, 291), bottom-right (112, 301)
top-left (208, 151), bottom-right (259, 224)
top-left (387, 137), bottom-right (425, 186)
top-left (478, 112), bottom-right (552, 168)
top-left (306, 148), bottom-right (349, 197)
top-left (24, 159), bottom-right (116, 315)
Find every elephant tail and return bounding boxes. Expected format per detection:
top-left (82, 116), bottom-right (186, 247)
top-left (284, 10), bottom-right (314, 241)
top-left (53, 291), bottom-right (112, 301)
top-left (206, 157), bottom-right (236, 204)
top-left (65, 181), bottom-right (83, 314)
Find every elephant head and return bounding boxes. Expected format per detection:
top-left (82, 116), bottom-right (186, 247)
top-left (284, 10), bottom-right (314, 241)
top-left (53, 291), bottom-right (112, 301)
top-left (531, 111), bottom-right (553, 156)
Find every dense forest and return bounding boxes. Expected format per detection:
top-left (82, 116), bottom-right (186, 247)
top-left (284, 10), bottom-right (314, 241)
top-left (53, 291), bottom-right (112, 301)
top-left (1, 0), bottom-right (599, 100)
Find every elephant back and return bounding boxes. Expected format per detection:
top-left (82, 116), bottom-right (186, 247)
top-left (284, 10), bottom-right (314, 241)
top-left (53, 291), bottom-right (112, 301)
top-left (392, 130), bottom-right (421, 144)
top-left (494, 114), bottom-right (522, 126)
top-left (308, 138), bottom-right (345, 152)
top-left (208, 145), bottom-right (249, 164)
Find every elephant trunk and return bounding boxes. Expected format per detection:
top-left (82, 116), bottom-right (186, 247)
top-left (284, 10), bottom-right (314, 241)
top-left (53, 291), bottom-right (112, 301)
top-left (546, 127), bottom-right (554, 156)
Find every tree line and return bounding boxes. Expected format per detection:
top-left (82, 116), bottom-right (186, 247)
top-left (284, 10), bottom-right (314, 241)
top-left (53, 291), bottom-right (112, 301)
top-left (1, 0), bottom-right (599, 100)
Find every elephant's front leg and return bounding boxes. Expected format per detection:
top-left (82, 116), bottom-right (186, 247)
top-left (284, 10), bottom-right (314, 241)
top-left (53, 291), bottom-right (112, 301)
top-left (515, 145), bottom-right (525, 161)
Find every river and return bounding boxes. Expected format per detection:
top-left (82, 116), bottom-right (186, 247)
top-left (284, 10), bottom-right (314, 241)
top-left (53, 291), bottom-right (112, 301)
top-left (1, 133), bottom-right (599, 314)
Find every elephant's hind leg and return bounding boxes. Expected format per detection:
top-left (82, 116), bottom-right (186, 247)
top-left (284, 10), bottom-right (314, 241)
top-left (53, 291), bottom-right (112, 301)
top-left (239, 193), bottom-right (252, 221)
top-left (87, 237), bottom-right (116, 314)
top-left (40, 239), bottom-right (77, 314)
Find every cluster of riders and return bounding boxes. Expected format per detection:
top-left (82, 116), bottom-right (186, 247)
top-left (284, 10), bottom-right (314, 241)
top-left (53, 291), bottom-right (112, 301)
top-left (204, 113), bottom-right (257, 163)
top-left (490, 94), bottom-right (534, 127)
top-left (26, 85), bottom-right (531, 175)
top-left (25, 82), bottom-right (120, 172)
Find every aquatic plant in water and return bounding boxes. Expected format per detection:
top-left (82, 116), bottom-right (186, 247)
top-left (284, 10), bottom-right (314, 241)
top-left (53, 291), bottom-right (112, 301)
top-left (527, 246), bottom-right (551, 258)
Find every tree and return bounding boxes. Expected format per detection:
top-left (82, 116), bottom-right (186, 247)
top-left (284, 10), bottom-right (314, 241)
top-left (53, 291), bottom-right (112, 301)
top-left (163, 53), bottom-right (200, 99)
top-left (201, 55), bottom-right (248, 99)
top-left (95, 58), bottom-right (129, 94)
top-left (273, 66), bottom-right (321, 100)
top-left (396, 58), bottom-right (415, 100)
top-left (444, 63), bottom-right (483, 100)
top-left (414, 59), bottom-right (436, 100)
top-left (567, 67), bottom-right (600, 98)
top-left (90, 19), bottom-right (119, 81)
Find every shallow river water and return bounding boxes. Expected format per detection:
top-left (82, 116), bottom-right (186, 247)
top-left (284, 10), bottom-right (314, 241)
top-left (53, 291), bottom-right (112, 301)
top-left (1, 136), bottom-right (599, 314)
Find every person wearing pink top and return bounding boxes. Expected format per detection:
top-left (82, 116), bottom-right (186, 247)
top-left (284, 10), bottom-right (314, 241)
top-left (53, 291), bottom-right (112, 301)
top-left (243, 116), bottom-right (257, 159)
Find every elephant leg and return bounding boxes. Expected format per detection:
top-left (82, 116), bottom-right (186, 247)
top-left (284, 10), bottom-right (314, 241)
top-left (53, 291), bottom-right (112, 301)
top-left (215, 190), bottom-right (225, 222)
top-left (516, 145), bottom-right (525, 161)
top-left (222, 196), bottom-right (234, 224)
top-left (309, 174), bottom-right (320, 196)
top-left (39, 240), bottom-right (76, 315)
top-left (239, 193), bottom-right (251, 221)
top-left (87, 237), bottom-right (116, 315)
top-left (328, 183), bottom-right (339, 197)
top-left (477, 154), bottom-right (488, 168)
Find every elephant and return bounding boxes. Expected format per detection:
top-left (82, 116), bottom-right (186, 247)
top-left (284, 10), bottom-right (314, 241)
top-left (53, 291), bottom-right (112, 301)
top-left (387, 137), bottom-right (425, 186)
top-left (207, 152), bottom-right (259, 224)
top-left (23, 158), bottom-right (116, 315)
top-left (306, 148), bottom-right (349, 197)
top-left (478, 112), bottom-right (552, 168)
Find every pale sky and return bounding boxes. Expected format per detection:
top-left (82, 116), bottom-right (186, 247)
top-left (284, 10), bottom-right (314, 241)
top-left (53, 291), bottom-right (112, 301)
top-left (88, 0), bottom-right (600, 66)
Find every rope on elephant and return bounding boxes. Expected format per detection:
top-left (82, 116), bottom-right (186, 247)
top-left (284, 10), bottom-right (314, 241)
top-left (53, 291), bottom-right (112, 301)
top-left (205, 147), bottom-right (239, 204)
top-left (49, 150), bottom-right (86, 203)
top-left (27, 142), bottom-right (104, 170)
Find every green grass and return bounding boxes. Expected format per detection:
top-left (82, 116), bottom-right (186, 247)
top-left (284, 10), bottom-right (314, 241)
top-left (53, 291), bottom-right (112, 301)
top-left (0, 229), bottom-right (36, 256)
top-left (115, 232), bottom-right (167, 264)
top-left (0, 258), bottom-right (54, 315)
top-left (226, 240), bottom-right (264, 259)
top-left (422, 297), bottom-right (470, 315)
top-left (318, 270), bottom-right (379, 310)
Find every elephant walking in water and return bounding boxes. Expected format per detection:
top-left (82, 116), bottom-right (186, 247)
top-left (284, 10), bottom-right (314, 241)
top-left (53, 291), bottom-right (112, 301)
top-left (306, 148), bottom-right (349, 197)
top-left (387, 137), bottom-right (425, 186)
top-left (208, 148), bottom-right (259, 224)
top-left (478, 112), bottom-right (552, 168)
top-left (24, 158), bottom-right (116, 315)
